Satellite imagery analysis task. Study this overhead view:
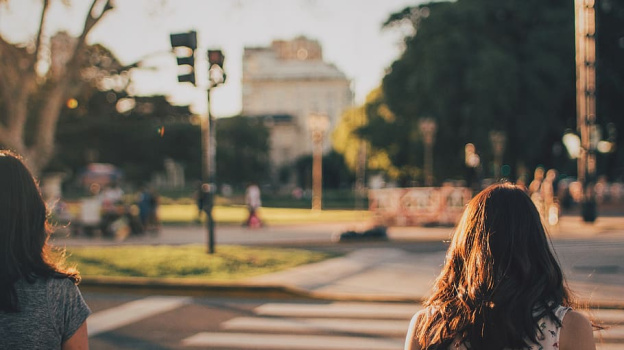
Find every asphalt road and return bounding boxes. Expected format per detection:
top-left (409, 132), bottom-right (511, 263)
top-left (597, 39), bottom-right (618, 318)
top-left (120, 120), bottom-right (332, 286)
top-left (84, 292), bottom-right (624, 350)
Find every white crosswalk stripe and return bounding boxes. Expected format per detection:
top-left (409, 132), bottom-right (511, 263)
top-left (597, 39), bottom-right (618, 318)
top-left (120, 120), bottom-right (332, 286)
top-left (182, 301), bottom-right (624, 349)
top-left (182, 333), bottom-right (404, 350)
top-left (222, 317), bottom-right (408, 336)
top-left (88, 296), bottom-right (192, 337)
top-left (254, 302), bottom-right (421, 319)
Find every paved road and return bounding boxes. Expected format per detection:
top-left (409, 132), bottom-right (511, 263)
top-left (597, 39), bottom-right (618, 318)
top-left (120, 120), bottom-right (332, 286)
top-left (57, 214), bottom-right (624, 348)
top-left (84, 293), bottom-right (623, 350)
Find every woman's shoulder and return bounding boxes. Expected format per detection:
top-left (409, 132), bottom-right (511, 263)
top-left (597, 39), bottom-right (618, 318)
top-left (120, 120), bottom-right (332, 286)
top-left (559, 309), bottom-right (596, 350)
top-left (45, 275), bottom-right (80, 295)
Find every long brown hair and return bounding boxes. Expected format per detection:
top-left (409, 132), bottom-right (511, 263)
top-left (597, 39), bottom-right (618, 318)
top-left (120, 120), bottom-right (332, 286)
top-left (0, 150), bottom-right (79, 312)
top-left (416, 183), bottom-right (572, 349)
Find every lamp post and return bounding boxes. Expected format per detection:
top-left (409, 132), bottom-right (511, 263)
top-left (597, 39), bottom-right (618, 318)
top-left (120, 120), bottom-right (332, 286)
top-left (489, 131), bottom-right (506, 180)
top-left (418, 118), bottom-right (437, 186)
top-left (575, 0), bottom-right (597, 222)
top-left (308, 113), bottom-right (330, 211)
top-left (465, 143), bottom-right (481, 192)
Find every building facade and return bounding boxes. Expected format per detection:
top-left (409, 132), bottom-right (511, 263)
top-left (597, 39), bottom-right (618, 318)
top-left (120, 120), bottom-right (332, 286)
top-left (242, 36), bottom-right (353, 185)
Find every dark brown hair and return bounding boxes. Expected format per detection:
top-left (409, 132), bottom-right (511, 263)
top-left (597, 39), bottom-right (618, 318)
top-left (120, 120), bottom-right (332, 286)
top-left (0, 150), bottom-right (79, 312)
top-left (416, 183), bottom-right (572, 349)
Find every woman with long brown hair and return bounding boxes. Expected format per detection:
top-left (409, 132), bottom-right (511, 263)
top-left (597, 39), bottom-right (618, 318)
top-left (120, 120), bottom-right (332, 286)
top-left (0, 150), bottom-right (90, 349)
top-left (405, 183), bottom-right (595, 350)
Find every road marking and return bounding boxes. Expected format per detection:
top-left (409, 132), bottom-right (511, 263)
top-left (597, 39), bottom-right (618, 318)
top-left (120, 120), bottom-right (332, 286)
top-left (181, 332), bottom-right (404, 349)
top-left (222, 316), bottom-right (408, 336)
top-left (88, 296), bottom-right (191, 337)
top-left (254, 302), bottom-right (421, 319)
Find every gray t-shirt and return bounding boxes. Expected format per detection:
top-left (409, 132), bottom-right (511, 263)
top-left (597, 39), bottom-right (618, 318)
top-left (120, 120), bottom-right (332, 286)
top-left (0, 277), bottom-right (91, 349)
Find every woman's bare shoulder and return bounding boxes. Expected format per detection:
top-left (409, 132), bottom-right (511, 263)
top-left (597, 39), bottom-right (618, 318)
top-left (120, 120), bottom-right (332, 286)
top-left (405, 309), bottom-right (428, 350)
top-left (559, 310), bottom-right (596, 350)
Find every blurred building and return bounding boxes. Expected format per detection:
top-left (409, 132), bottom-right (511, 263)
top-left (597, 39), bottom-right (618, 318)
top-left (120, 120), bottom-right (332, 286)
top-left (242, 36), bottom-right (353, 185)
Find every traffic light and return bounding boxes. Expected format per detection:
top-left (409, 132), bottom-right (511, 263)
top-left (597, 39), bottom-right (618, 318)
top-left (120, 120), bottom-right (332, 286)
top-left (207, 50), bottom-right (226, 84)
top-left (170, 31), bottom-right (197, 85)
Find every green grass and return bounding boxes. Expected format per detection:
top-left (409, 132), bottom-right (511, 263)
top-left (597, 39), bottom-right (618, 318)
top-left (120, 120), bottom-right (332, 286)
top-left (63, 245), bottom-right (335, 281)
top-left (158, 204), bottom-right (372, 225)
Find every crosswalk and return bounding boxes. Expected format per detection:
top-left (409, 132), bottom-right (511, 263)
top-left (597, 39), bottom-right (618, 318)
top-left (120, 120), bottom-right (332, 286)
top-left (181, 302), bottom-right (417, 349)
top-left (87, 297), bottom-right (624, 350)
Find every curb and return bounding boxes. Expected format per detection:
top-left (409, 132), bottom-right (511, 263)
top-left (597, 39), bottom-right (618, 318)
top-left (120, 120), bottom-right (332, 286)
top-left (80, 276), bottom-right (314, 300)
top-left (80, 276), bottom-right (425, 303)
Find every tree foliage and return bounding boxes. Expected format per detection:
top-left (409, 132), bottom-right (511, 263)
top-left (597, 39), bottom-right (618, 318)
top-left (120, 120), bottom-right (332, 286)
top-left (53, 89), bottom-right (200, 186)
top-left (332, 88), bottom-right (405, 182)
top-left (0, 0), bottom-right (116, 175)
top-left (216, 116), bottom-right (270, 187)
top-left (379, 0), bottom-right (581, 183)
top-left (367, 0), bottom-right (624, 183)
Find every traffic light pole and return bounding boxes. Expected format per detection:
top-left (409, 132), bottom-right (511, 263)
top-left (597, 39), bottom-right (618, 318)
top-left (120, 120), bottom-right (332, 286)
top-left (204, 86), bottom-right (216, 254)
top-left (170, 31), bottom-right (224, 253)
top-left (204, 49), bottom-right (225, 254)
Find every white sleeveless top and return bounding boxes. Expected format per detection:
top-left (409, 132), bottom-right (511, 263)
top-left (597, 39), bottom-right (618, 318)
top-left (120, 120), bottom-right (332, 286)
top-left (445, 305), bottom-right (571, 350)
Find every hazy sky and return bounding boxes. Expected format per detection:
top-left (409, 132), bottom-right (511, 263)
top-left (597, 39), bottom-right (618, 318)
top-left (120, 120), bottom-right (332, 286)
top-left (1, 0), bottom-right (421, 117)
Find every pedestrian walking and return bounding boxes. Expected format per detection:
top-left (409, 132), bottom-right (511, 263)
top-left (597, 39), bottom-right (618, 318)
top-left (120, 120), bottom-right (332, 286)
top-left (405, 183), bottom-right (597, 350)
top-left (138, 186), bottom-right (160, 233)
top-left (244, 182), bottom-right (262, 228)
top-left (0, 150), bottom-right (91, 349)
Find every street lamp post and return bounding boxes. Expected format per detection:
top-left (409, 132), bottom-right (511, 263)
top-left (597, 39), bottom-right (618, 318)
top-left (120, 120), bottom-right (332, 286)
top-left (490, 131), bottom-right (506, 180)
top-left (418, 118), bottom-right (437, 186)
top-left (308, 113), bottom-right (330, 211)
top-left (465, 143), bottom-right (481, 192)
top-left (575, 0), bottom-right (597, 222)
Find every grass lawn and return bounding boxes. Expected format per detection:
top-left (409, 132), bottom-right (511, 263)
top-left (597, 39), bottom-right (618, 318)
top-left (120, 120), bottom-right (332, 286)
top-left (159, 204), bottom-right (372, 225)
top-left (63, 245), bottom-right (336, 281)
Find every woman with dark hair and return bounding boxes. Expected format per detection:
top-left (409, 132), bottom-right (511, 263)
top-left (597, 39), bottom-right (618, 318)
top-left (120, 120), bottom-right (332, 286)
top-left (405, 183), bottom-right (596, 350)
top-left (0, 150), bottom-right (90, 349)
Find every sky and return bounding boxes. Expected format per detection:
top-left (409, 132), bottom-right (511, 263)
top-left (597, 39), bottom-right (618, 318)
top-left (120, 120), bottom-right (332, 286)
top-left (0, 0), bottom-right (422, 117)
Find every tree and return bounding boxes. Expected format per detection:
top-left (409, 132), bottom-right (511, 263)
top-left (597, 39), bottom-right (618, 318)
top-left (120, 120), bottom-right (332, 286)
top-left (53, 90), bottom-right (200, 186)
top-left (381, 0), bottom-right (577, 182)
top-left (216, 116), bottom-right (270, 187)
top-left (0, 0), bottom-right (115, 175)
top-left (332, 88), bottom-right (404, 182)
top-left (595, 0), bottom-right (624, 180)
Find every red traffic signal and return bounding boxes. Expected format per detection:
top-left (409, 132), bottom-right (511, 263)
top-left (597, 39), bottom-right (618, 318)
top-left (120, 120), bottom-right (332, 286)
top-left (208, 50), bottom-right (224, 68)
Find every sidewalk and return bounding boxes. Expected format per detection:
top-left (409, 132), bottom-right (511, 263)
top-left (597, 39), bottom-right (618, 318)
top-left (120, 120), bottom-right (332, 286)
top-left (66, 214), bottom-right (624, 308)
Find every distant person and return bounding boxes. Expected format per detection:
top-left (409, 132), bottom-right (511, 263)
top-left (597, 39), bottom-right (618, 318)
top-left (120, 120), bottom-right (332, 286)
top-left (137, 187), bottom-right (152, 231)
top-left (0, 150), bottom-right (91, 349)
top-left (148, 188), bottom-right (160, 233)
top-left (101, 182), bottom-right (124, 208)
top-left (193, 181), bottom-right (204, 223)
top-left (79, 183), bottom-right (103, 237)
top-left (138, 186), bottom-right (159, 233)
top-left (244, 182), bottom-right (262, 228)
top-left (528, 166), bottom-right (545, 195)
top-left (529, 166), bottom-right (546, 219)
top-left (405, 183), bottom-right (596, 350)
